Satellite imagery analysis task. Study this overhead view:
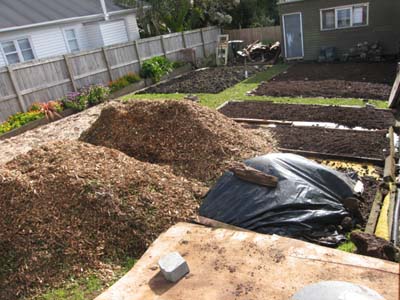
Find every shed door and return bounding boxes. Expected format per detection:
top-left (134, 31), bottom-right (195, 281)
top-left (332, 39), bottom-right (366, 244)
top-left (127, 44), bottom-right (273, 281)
top-left (283, 13), bottom-right (304, 59)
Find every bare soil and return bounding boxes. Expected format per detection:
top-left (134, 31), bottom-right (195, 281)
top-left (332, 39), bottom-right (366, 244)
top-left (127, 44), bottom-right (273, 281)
top-left (139, 65), bottom-right (268, 94)
top-left (252, 62), bottom-right (397, 100)
top-left (80, 100), bottom-right (276, 182)
top-left (264, 126), bottom-right (389, 160)
top-left (219, 101), bottom-right (395, 130)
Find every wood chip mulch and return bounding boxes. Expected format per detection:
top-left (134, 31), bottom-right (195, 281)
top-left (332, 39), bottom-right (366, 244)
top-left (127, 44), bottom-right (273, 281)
top-left (80, 100), bottom-right (276, 183)
top-left (0, 141), bottom-right (207, 299)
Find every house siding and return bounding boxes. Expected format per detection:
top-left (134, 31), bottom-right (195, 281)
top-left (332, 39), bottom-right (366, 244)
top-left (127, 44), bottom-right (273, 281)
top-left (0, 26), bottom-right (68, 67)
top-left (279, 0), bottom-right (400, 60)
top-left (83, 22), bottom-right (104, 49)
top-left (124, 14), bottom-right (140, 41)
top-left (0, 12), bottom-right (140, 67)
top-left (100, 20), bottom-right (129, 46)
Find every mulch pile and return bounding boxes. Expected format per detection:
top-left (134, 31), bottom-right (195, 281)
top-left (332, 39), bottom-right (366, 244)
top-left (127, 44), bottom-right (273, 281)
top-left (80, 100), bottom-right (275, 182)
top-left (0, 141), bottom-right (207, 299)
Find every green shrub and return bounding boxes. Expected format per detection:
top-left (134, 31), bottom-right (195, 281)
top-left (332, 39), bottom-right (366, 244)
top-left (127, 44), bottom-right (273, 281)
top-left (0, 111), bottom-right (44, 134)
top-left (108, 73), bottom-right (141, 93)
top-left (85, 85), bottom-right (110, 106)
top-left (172, 61), bottom-right (187, 69)
top-left (62, 85), bottom-right (110, 111)
top-left (140, 56), bottom-right (173, 82)
top-left (125, 72), bottom-right (141, 84)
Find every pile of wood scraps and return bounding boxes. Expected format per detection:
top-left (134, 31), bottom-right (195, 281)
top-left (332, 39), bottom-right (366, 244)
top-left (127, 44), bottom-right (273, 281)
top-left (237, 40), bottom-right (281, 63)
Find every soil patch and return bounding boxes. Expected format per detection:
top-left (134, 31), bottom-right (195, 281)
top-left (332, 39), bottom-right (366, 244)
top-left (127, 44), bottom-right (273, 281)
top-left (0, 141), bottom-right (206, 299)
top-left (269, 63), bottom-right (397, 84)
top-left (139, 65), bottom-right (268, 94)
top-left (81, 100), bottom-right (275, 182)
top-left (219, 101), bottom-right (394, 130)
top-left (252, 62), bottom-right (396, 100)
top-left (264, 126), bottom-right (389, 160)
top-left (252, 80), bottom-right (392, 100)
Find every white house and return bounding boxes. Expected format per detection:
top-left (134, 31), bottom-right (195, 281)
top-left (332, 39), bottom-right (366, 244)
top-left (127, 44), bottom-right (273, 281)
top-left (0, 0), bottom-right (142, 67)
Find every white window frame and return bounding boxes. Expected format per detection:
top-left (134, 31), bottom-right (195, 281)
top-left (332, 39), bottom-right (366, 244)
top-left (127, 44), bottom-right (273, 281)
top-left (63, 27), bottom-right (81, 53)
top-left (320, 3), bottom-right (369, 31)
top-left (0, 36), bottom-right (36, 65)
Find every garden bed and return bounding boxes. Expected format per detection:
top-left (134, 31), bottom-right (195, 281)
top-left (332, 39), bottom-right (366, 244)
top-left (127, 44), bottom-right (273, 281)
top-left (251, 62), bottom-right (397, 100)
top-left (219, 101), bottom-right (395, 130)
top-left (139, 65), bottom-right (269, 94)
top-left (263, 126), bottom-right (389, 160)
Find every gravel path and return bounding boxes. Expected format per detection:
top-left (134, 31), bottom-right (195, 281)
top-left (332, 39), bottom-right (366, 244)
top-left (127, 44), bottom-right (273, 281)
top-left (0, 102), bottom-right (112, 166)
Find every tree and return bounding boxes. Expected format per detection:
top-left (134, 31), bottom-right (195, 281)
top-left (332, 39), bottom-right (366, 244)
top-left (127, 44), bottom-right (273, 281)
top-left (114, 0), bottom-right (279, 35)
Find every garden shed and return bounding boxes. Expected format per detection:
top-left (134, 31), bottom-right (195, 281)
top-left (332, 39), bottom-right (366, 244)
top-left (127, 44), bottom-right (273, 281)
top-left (278, 0), bottom-right (400, 60)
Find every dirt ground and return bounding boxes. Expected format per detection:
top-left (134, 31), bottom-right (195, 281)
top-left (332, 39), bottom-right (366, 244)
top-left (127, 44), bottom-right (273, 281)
top-left (139, 65), bottom-right (268, 94)
top-left (264, 126), bottom-right (389, 160)
top-left (220, 101), bottom-right (395, 130)
top-left (252, 62), bottom-right (396, 100)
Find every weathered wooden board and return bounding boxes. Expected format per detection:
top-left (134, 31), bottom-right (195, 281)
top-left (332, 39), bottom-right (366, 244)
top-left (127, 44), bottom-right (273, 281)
top-left (95, 223), bottom-right (399, 300)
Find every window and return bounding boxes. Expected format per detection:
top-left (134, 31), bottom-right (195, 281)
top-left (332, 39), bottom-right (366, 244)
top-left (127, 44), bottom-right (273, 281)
top-left (65, 29), bottom-right (80, 52)
top-left (336, 7), bottom-right (351, 28)
top-left (321, 9), bottom-right (335, 30)
top-left (353, 5), bottom-right (368, 26)
top-left (1, 38), bottom-right (35, 65)
top-left (321, 3), bottom-right (369, 30)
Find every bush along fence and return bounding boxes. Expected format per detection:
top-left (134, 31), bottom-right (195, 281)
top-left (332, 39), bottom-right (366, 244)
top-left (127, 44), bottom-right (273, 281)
top-left (0, 26), bottom-right (221, 122)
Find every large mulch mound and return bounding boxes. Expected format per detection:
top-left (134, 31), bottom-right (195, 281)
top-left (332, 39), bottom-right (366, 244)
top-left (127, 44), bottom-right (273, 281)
top-left (219, 101), bottom-right (395, 130)
top-left (252, 62), bottom-right (396, 101)
top-left (267, 126), bottom-right (389, 160)
top-left (0, 141), bottom-right (206, 299)
top-left (139, 65), bottom-right (268, 94)
top-left (80, 100), bottom-right (275, 182)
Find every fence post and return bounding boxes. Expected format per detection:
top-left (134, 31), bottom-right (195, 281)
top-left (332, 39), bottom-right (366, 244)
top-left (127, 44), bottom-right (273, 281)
top-left (64, 55), bottom-right (77, 92)
top-left (200, 28), bottom-right (207, 57)
top-left (181, 31), bottom-right (187, 48)
top-left (134, 40), bottom-right (142, 71)
top-left (7, 66), bottom-right (26, 112)
top-left (160, 35), bottom-right (167, 57)
top-left (102, 47), bottom-right (113, 81)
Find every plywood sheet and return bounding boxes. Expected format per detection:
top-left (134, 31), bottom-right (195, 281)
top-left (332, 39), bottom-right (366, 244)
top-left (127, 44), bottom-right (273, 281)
top-left (96, 223), bottom-right (399, 300)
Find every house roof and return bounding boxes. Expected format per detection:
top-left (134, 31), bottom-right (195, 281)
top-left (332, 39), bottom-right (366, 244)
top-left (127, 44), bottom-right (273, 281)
top-left (0, 0), bottom-right (130, 31)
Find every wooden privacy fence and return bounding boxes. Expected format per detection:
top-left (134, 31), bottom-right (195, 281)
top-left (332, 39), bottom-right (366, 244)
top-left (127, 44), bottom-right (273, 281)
top-left (0, 26), bottom-right (221, 122)
top-left (224, 26), bottom-right (282, 46)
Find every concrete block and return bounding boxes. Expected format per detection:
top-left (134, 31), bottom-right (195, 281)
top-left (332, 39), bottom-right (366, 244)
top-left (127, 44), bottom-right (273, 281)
top-left (158, 252), bottom-right (190, 283)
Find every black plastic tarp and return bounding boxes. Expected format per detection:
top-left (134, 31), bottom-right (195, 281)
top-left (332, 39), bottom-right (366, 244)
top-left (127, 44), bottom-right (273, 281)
top-left (200, 153), bottom-right (357, 246)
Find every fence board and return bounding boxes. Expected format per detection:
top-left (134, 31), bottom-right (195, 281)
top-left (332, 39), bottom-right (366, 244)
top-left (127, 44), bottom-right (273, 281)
top-left (0, 26), bottom-right (220, 123)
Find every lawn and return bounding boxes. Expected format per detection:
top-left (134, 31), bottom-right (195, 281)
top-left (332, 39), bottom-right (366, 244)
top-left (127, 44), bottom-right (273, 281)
top-left (34, 258), bottom-right (137, 300)
top-left (123, 63), bottom-right (389, 110)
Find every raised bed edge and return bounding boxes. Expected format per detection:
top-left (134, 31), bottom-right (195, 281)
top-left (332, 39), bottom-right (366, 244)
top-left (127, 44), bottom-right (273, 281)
top-left (0, 109), bottom-right (75, 141)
